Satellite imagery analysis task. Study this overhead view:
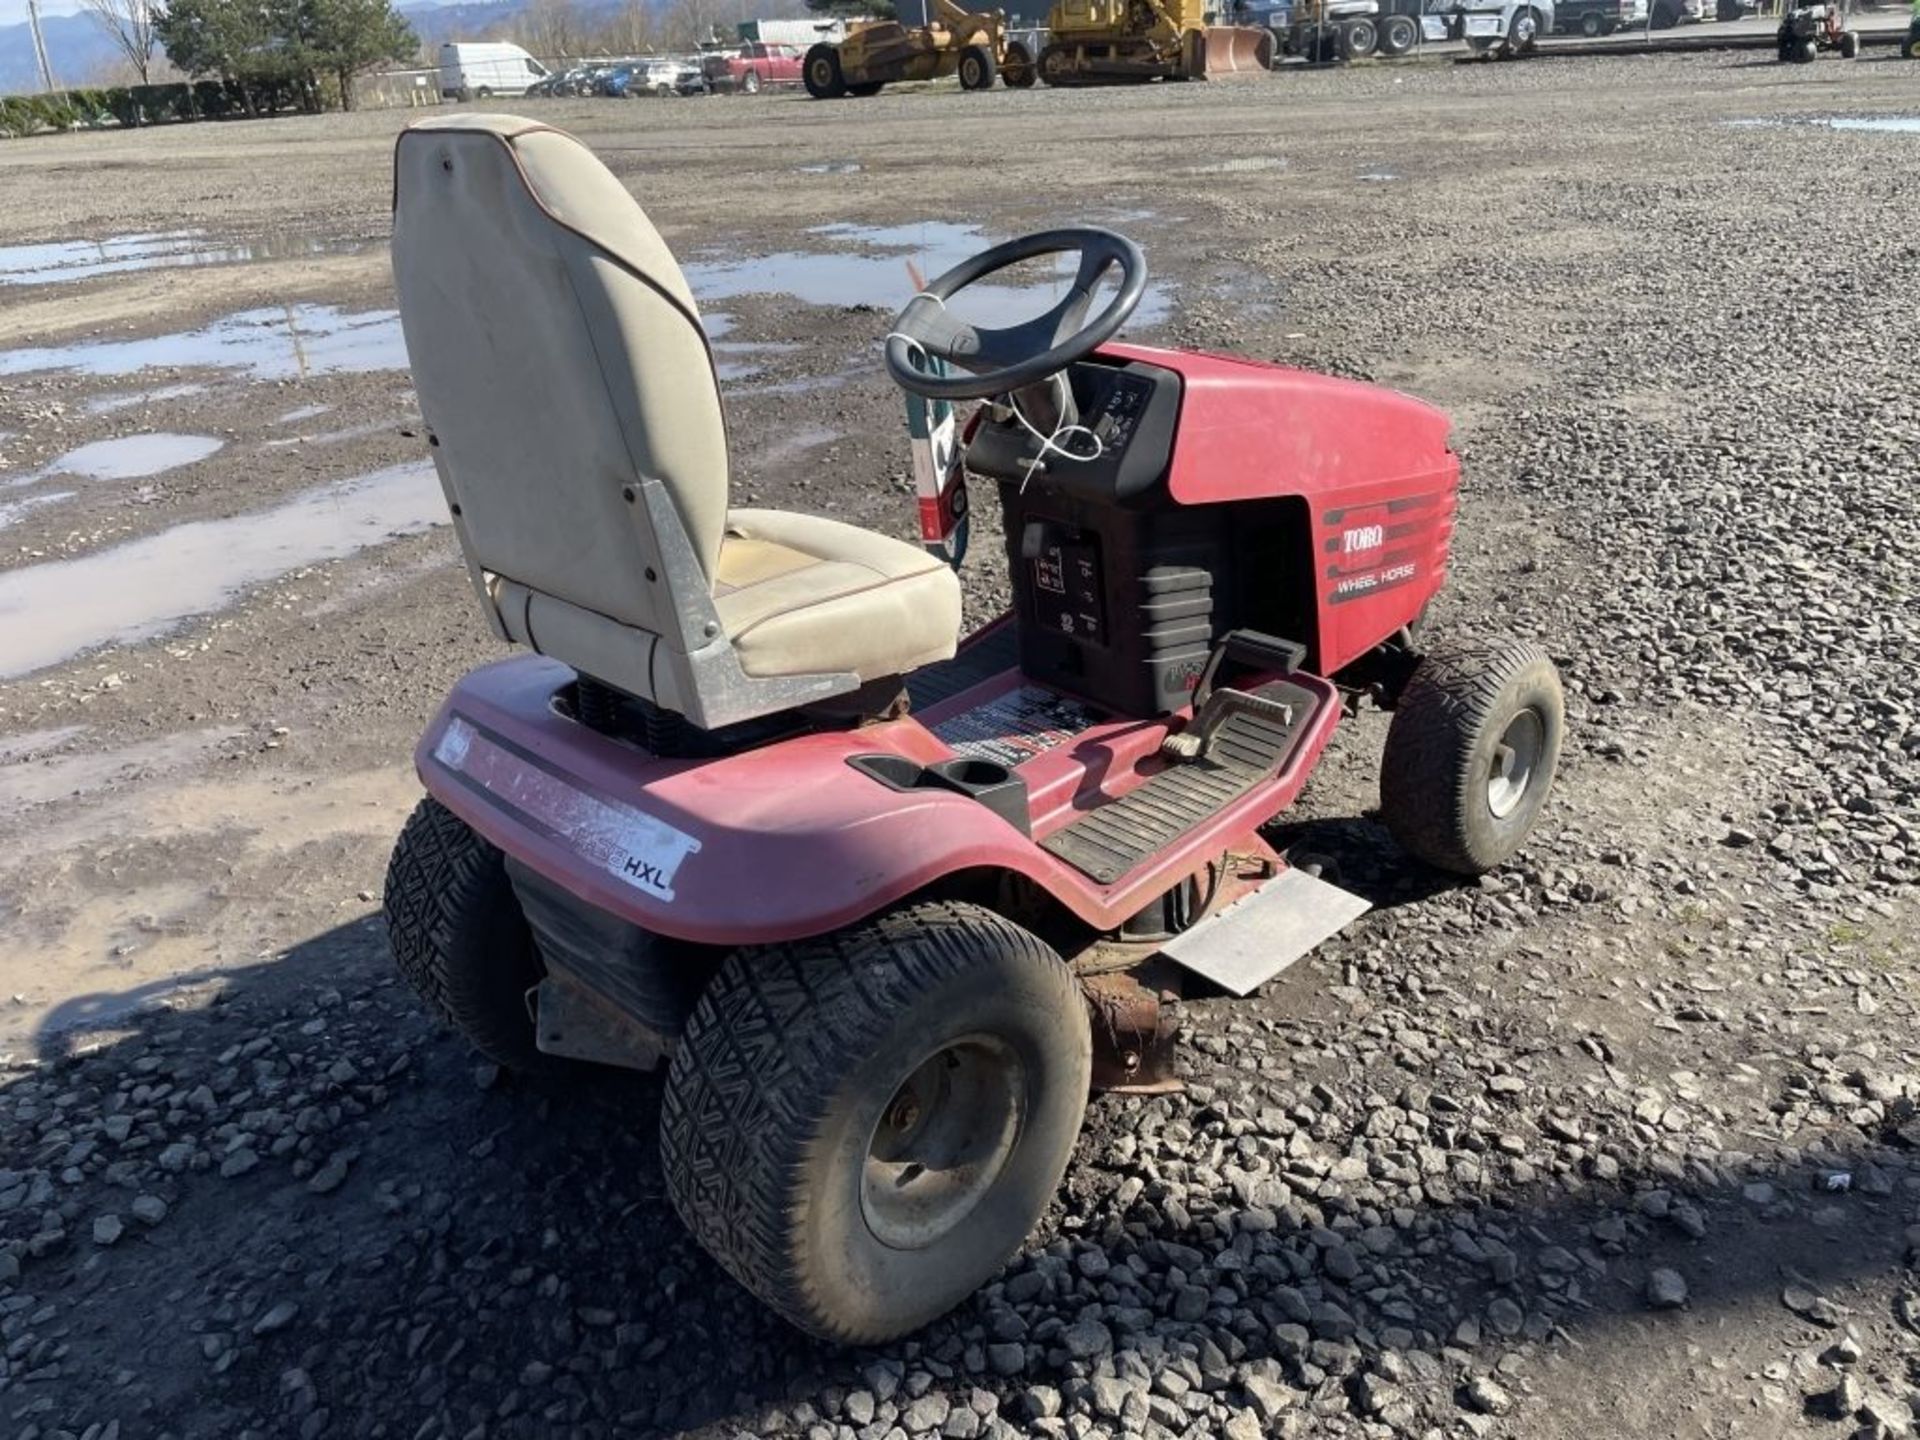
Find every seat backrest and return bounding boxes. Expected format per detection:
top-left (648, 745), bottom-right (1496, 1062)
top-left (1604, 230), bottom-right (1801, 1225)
top-left (392, 114), bottom-right (729, 638)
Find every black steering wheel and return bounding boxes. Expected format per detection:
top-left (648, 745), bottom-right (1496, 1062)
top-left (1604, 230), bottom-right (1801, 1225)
top-left (884, 227), bottom-right (1148, 401)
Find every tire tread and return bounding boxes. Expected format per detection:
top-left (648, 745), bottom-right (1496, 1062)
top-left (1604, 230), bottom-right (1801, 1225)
top-left (659, 901), bottom-right (1079, 1343)
top-left (1379, 638), bottom-right (1561, 875)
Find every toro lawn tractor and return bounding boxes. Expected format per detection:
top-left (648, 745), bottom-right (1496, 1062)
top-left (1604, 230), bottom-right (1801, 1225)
top-left (1778, 0), bottom-right (1858, 61)
top-left (383, 114), bottom-right (1566, 1344)
top-left (803, 0), bottom-right (1036, 97)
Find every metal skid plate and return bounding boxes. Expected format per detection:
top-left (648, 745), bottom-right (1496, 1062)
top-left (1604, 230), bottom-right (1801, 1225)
top-left (534, 968), bottom-right (673, 1071)
top-left (1160, 866), bottom-right (1370, 997)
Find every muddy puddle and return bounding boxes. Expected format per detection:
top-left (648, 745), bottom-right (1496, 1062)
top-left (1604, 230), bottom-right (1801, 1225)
top-left (1730, 115), bottom-right (1920, 135)
top-left (0, 460), bottom-right (446, 678)
top-left (20, 432), bottom-right (225, 483)
top-left (681, 220), bottom-right (1171, 331)
top-left (0, 726), bottom-right (243, 816)
top-left (0, 304), bottom-right (409, 383)
top-left (0, 490), bottom-right (74, 531)
top-left (0, 229), bottom-right (371, 288)
top-left (262, 419), bottom-right (402, 451)
top-left (85, 383), bottom-right (209, 416)
top-left (1826, 116), bottom-right (1920, 134)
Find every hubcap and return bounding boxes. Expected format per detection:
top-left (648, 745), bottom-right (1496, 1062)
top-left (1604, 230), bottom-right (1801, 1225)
top-left (1487, 707), bottom-right (1545, 820)
top-left (861, 1037), bottom-right (1025, 1251)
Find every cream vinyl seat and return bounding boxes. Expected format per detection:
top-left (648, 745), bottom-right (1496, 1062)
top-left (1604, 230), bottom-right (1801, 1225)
top-left (391, 114), bottom-right (961, 729)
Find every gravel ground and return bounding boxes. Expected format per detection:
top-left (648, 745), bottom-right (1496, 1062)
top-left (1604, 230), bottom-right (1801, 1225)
top-left (2, 50), bottom-right (1919, 1440)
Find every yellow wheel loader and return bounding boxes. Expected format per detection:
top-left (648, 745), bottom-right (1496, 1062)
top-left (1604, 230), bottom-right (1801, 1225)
top-left (1036, 0), bottom-right (1274, 83)
top-left (804, 0), bottom-right (1039, 98)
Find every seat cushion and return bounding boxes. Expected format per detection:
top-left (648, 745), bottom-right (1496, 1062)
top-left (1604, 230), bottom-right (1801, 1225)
top-left (715, 509), bottom-right (961, 681)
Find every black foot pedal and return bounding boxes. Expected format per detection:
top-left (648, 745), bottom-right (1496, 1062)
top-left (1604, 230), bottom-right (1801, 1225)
top-left (1042, 676), bottom-right (1319, 884)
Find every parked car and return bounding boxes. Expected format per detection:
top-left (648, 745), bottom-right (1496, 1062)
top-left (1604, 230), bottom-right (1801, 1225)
top-left (646, 57), bottom-right (709, 95)
top-left (438, 42), bottom-right (551, 101)
top-left (598, 64), bottom-right (642, 97)
top-left (722, 40), bottom-right (805, 92)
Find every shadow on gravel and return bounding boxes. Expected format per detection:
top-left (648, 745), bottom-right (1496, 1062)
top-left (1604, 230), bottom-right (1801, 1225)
top-left (1265, 813), bottom-right (1462, 912)
top-left (3, 913), bottom-right (1916, 1439)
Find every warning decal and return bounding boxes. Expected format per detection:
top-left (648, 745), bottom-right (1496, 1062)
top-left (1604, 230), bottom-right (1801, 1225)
top-left (932, 686), bottom-right (1099, 768)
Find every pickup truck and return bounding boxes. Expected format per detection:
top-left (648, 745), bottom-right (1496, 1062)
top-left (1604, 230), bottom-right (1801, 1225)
top-left (719, 41), bottom-right (805, 92)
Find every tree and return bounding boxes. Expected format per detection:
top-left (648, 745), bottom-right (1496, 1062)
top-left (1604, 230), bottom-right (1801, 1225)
top-left (155, 0), bottom-right (292, 111)
top-left (295, 0), bottom-right (414, 109)
top-left (80, 0), bottom-right (163, 85)
top-left (514, 0), bottom-right (586, 64)
top-left (157, 0), bottom-right (411, 112)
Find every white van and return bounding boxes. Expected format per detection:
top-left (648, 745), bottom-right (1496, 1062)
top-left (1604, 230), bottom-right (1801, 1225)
top-left (439, 42), bottom-right (550, 101)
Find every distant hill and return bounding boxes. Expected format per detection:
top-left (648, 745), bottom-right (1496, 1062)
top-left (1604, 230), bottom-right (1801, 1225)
top-left (0, 9), bottom-right (131, 95)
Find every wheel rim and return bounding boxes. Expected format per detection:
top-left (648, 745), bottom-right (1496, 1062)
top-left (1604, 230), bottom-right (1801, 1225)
top-left (861, 1036), bottom-right (1025, 1251)
top-left (810, 58), bottom-right (833, 88)
top-left (1487, 707), bottom-right (1545, 820)
top-left (1514, 13), bottom-right (1535, 41)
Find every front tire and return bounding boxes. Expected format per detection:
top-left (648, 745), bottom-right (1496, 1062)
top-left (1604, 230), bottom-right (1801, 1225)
top-left (958, 43), bottom-right (998, 89)
top-left (1003, 39), bottom-right (1038, 85)
top-left (1838, 29), bottom-right (1858, 56)
top-left (384, 797), bottom-right (547, 1068)
top-left (1795, 35), bottom-right (1818, 60)
top-left (1378, 640), bottom-right (1565, 876)
top-left (659, 902), bottom-right (1092, 1344)
top-left (804, 43), bottom-right (846, 98)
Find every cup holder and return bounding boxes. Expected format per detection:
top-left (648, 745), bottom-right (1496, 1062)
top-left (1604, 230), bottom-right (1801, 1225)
top-left (847, 753), bottom-right (1030, 834)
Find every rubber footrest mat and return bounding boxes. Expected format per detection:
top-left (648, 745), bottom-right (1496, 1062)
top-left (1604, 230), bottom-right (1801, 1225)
top-left (1042, 681), bottom-right (1316, 884)
top-left (908, 622), bottom-right (1021, 711)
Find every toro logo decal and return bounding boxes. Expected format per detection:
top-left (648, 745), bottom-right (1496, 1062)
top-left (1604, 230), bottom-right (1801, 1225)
top-left (1341, 524), bottom-right (1385, 555)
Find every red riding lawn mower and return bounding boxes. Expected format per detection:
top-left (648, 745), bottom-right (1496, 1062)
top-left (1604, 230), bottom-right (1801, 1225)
top-left (382, 115), bottom-right (1566, 1344)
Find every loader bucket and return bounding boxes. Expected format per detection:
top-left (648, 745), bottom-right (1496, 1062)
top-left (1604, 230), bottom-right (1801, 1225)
top-left (1198, 24), bottom-right (1276, 72)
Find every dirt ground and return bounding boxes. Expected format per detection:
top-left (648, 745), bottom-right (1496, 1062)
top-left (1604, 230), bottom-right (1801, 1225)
top-left (1, 51), bottom-right (1917, 1440)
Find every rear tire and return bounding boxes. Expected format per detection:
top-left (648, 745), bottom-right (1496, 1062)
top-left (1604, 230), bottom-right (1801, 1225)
top-left (1038, 42), bottom-right (1075, 83)
top-left (848, 80), bottom-right (885, 95)
top-left (741, 68), bottom-right (762, 93)
top-left (1580, 10), bottom-right (1603, 34)
top-left (384, 797), bottom-right (547, 1069)
top-left (1003, 39), bottom-right (1038, 85)
top-left (958, 43), bottom-right (998, 89)
top-left (1380, 14), bottom-right (1420, 52)
top-left (1378, 640), bottom-right (1565, 876)
top-left (659, 901), bottom-right (1091, 1344)
top-left (804, 44), bottom-right (846, 98)
top-left (1341, 17), bottom-right (1379, 56)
